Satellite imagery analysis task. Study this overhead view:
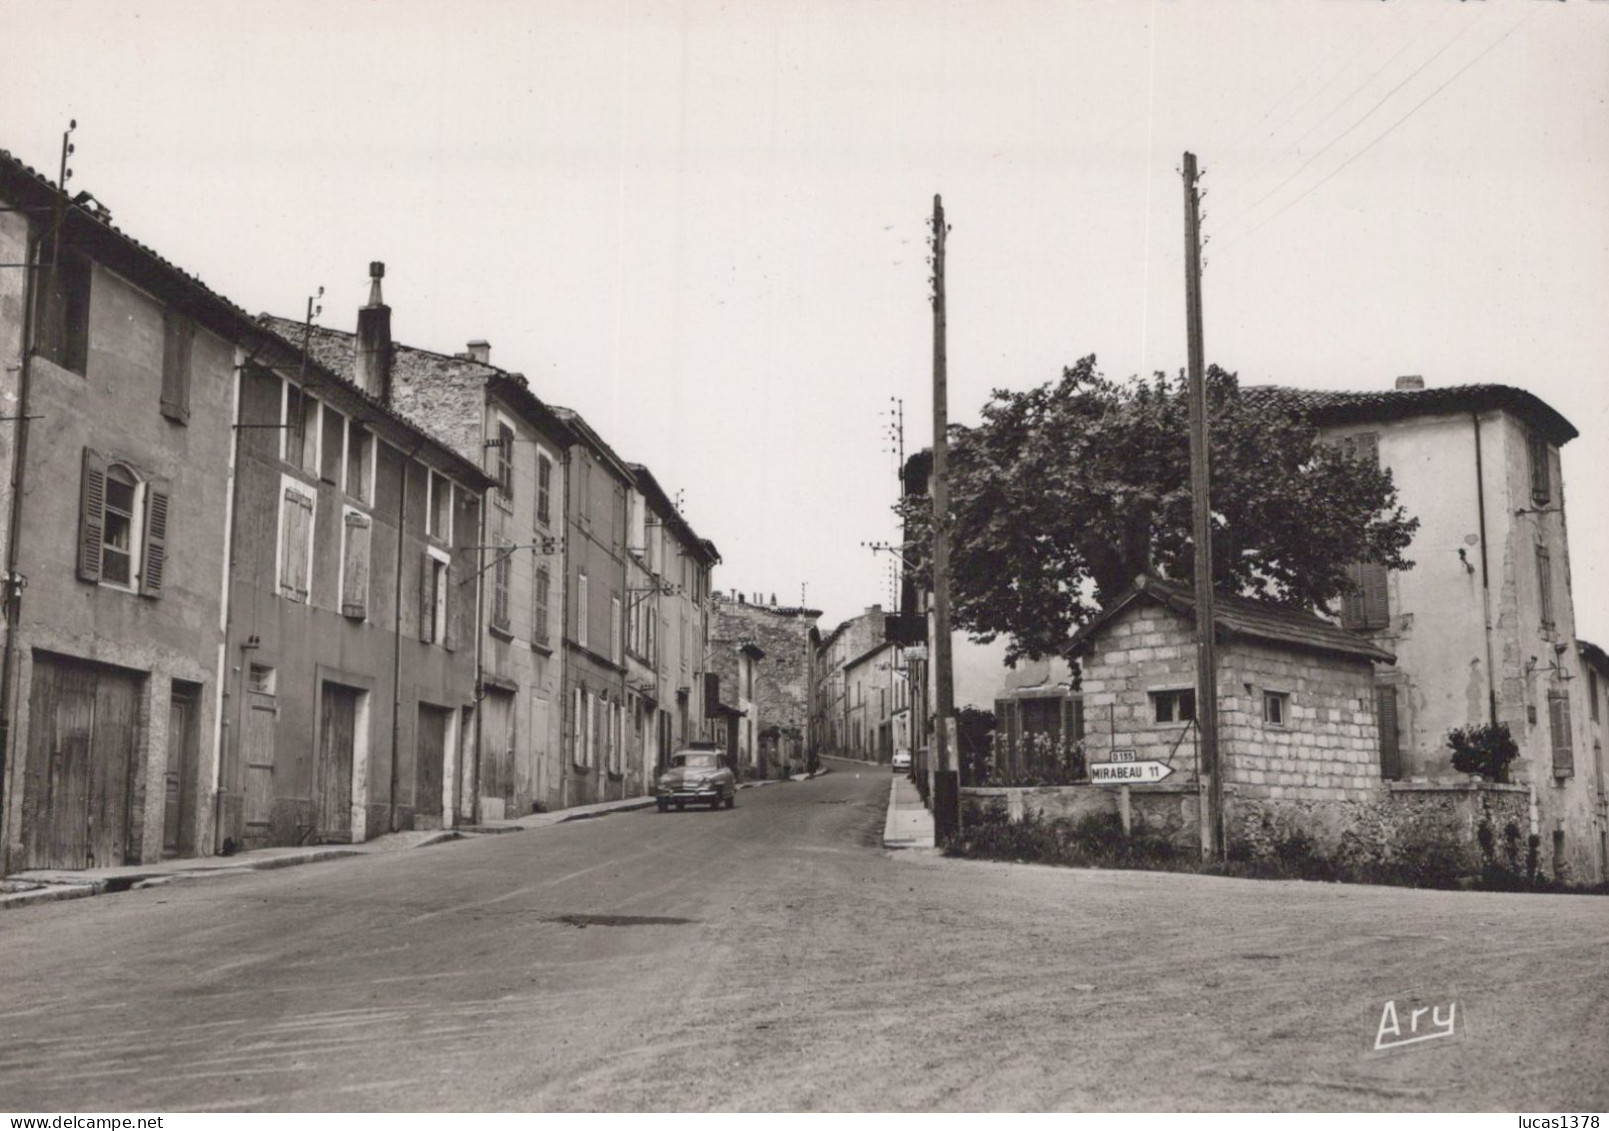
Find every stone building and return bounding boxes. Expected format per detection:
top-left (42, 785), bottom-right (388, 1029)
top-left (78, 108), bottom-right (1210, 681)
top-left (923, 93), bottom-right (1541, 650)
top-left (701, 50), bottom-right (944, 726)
top-left (222, 275), bottom-right (492, 849)
top-left (710, 592), bottom-right (820, 775)
top-left (1250, 378), bottom-right (1604, 882)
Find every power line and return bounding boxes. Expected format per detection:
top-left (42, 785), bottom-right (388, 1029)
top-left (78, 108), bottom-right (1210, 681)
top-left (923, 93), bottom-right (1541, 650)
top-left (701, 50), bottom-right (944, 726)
top-left (1215, 5), bottom-right (1490, 244)
top-left (1217, 8), bottom-right (1535, 259)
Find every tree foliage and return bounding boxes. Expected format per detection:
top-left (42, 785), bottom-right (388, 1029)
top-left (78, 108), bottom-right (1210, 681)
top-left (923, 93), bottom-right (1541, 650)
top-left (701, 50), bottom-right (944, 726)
top-left (900, 357), bottom-right (1419, 665)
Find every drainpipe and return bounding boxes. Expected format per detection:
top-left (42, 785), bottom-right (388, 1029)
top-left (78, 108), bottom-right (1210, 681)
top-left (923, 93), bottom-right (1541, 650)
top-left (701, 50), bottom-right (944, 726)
top-left (0, 230), bottom-right (40, 866)
top-left (1473, 413), bottom-right (1498, 725)
top-left (470, 411), bottom-right (489, 825)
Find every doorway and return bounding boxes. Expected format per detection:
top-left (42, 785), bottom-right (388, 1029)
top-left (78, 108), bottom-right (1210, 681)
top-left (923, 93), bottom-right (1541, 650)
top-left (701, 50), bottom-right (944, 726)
top-left (316, 681), bottom-right (361, 842)
top-left (162, 681), bottom-right (202, 857)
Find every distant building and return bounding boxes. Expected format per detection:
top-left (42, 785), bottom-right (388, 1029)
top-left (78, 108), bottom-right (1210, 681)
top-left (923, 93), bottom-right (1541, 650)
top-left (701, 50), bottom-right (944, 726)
top-left (843, 640), bottom-right (904, 764)
top-left (811, 605), bottom-right (890, 761)
top-left (710, 591), bottom-right (820, 776)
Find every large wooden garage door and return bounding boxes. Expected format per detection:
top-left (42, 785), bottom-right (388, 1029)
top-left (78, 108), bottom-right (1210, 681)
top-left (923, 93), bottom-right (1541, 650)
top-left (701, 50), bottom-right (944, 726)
top-left (23, 655), bottom-right (142, 870)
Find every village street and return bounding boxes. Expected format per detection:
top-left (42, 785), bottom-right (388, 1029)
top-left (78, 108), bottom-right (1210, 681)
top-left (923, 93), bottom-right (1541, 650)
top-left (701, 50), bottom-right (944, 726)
top-left (0, 758), bottom-right (1605, 1113)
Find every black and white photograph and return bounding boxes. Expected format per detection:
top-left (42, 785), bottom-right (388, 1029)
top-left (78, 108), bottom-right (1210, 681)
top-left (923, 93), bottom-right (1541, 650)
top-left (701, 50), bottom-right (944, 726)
top-left (1, 0), bottom-right (1607, 1117)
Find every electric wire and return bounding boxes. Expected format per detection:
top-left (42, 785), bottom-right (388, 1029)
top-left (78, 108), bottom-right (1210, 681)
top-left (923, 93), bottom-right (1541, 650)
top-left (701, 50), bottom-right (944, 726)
top-left (1216, 8), bottom-right (1536, 258)
top-left (1214, 6), bottom-right (1492, 244)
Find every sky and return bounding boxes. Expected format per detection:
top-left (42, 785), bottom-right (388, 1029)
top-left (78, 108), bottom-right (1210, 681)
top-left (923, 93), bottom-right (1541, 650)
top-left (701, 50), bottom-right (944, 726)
top-left (3, 0), bottom-right (1607, 694)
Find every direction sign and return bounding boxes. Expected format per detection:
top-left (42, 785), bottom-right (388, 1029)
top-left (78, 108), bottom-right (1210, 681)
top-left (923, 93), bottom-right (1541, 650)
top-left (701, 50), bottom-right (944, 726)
top-left (1089, 759), bottom-right (1175, 785)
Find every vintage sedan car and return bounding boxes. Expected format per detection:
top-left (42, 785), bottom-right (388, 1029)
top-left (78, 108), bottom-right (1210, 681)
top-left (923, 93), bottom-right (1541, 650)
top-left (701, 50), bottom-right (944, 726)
top-left (655, 749), bottom-right (737, 811)
top-left (891, 749), bottom-right (912, 772)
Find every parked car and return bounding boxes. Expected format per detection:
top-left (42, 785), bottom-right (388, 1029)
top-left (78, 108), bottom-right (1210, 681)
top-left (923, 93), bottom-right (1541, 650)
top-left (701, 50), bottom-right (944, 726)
top-left (891, 750), bottom-right (912, 772)
top-left (655, 750), bottom-right (737, 811)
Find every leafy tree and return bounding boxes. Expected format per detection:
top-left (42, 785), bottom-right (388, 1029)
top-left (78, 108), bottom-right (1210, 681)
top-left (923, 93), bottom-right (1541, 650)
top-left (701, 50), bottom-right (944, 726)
top-left (900, 357), bottom-right (1419, 665)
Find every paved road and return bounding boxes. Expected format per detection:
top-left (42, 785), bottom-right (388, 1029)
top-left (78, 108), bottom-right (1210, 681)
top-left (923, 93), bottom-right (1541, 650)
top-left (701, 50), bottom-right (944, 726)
top-left (1, 758), bottom-right (1605, 1112)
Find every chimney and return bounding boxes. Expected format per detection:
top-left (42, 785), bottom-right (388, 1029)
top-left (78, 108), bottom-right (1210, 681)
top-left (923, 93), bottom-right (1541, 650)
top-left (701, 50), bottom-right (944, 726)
top-left (355, 261), bottom-right (392, 402)
top-left (1395, 374), bottom-right (1425, 391)
top-left (467, 340), bottom-right (491, 365)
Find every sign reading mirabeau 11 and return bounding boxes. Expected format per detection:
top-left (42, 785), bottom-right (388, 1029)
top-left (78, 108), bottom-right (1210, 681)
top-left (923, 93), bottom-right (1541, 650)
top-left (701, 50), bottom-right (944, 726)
top-left (1089, 748), bottom-right (1175, 785)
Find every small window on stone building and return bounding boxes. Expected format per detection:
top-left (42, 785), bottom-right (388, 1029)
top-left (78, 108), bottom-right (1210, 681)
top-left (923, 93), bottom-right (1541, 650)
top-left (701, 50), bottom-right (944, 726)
top-left (320, 406), bottom-right (344, 484)
top-left (1263, 691), bottom-right (1289, 727)
top-left (78, 450), bottom-right (169, 598)
top-left (247, 664), bottom-right (276, 695)
top-left (284, 383), bottom-right (318, 475)
top-left (428, 471), bottom-right (452, 542)
top-left (1151, 689), bottom-right (1196, 724)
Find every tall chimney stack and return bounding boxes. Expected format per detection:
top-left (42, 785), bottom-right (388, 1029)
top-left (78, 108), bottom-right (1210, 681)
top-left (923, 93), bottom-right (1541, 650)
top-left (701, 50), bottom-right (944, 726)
top-left (1395, 374), bottom-right (1425, 391)
top-left (355, 261), bottom-right (392, 402)
top-left (467, 340), bottom-right (491, 364)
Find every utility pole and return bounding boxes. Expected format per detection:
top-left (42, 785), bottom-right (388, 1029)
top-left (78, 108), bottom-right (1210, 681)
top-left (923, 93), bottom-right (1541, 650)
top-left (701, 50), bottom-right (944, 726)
top-left (929, 194), bottom-right (959, 840)
top-left (1182, 152), bottom-right (1224, 859)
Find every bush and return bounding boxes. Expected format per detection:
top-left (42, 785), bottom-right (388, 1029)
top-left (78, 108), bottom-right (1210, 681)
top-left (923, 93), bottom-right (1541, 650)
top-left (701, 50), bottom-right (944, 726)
top-left (1446, 722), bottom-right (1519, 783)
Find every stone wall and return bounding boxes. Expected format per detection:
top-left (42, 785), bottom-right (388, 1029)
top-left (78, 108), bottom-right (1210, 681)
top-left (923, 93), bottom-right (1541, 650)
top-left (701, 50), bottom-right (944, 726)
top-left (963, 781), bottom-right (1530, 882)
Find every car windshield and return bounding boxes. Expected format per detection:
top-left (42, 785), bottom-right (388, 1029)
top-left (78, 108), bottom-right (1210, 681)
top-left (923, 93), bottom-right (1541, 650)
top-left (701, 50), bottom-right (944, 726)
top-left (670, 752), bottom-right (720, 770)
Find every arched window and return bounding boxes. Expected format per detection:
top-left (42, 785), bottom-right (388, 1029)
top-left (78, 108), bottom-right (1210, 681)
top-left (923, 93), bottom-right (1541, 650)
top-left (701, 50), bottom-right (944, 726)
top-left (101, 464), bottom-right (143, 589)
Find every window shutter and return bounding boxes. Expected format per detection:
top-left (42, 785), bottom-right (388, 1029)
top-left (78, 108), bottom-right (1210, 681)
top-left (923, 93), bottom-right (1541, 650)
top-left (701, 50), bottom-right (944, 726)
top-left (1549, 692), bottom-right (1574, 778)
top-left (492, 550), bottom-right (511, 632)
top-left (1376, 685), bottom-right (1401, 780)
top-left (279, 488), bottom-right (312, 601)
top-left (610, 596), bottom-right (622, 665)
top-left (341, 512), bottom-right (371, 618)
top-left (1361, 562), bottom-right (1389, 629)
top-left (419, 552), bottom-right (435, 642)
top-left (444, 561), bottom-right (460, 652)
top-left (140, 478), bottom-right (171, 598)
top-left (1350, 432), bottom-right (1379, 465)
top-left (160, 312), bottom-right (193, 424)
top-left (78, 448), bottom-right (107, 582)
top-left (1340, 562), bottom-right (1366, 630)
top-left (572, 687), bottom-right (584, 766)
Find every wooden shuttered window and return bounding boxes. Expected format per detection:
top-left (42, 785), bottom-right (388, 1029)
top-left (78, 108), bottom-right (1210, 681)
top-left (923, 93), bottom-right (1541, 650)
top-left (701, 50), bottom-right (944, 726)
top-left (1529, 431), bottom-right (1550, 506)
top-left (534, 564), bottom-right (551, 646)
top-left (610, 595), bottom-right (622, 665)
top-left (1342, 561), bottom-right (1390, 631)
top-left (419, 552), bottom-right (436, 643)
top-left (1376, 685), bottom-right (1401, 780)
top-left (1548, 691), bottom-right (1574, 778)
top-left (34, 254), bottom-right (91, 375)
top-left (1536, 544), bottom-right (1554, 631)
top-left (537, 454), bottom-right (552, 526)
top-left (1335, 433), bottom-right (1389, 632)
top-left (78, 448), bottom-right (107, 582)
top-left (160, 311), bottom-right (194, 424)
top-left (496, 422), bottom-right (514, 500)
top-left (444, 558), bottom-right (460, 652)
top-left (279, 488), bottom-right (313, 602)
top-left (491, 546), bottom-right (512, 634)
top-left (140, 479), bottom-right (171, 598)
top-left (341, 512), bottom-right (371, 619)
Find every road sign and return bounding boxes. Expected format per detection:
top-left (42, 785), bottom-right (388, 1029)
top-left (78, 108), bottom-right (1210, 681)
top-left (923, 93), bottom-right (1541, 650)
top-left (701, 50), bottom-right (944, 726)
top-left (1089, 759), bottom-right (1175, 785)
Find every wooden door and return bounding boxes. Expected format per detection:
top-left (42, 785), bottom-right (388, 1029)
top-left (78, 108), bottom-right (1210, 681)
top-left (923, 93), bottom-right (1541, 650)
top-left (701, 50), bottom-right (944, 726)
top-left (23, 656), bottom-right (139, 870)
top-left (242, 690), bottom-right (277, 849)
top-left (316, 683), bottom-right (358, 842)
top-left (416, 705), bottom-right (449, 829)
top-left (162, 686), bottom-right (200, 857)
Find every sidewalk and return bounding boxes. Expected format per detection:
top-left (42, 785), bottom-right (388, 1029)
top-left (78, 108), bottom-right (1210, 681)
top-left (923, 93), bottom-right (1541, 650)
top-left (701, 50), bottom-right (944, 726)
top-left (1, 793), bottom-right (659, 912)
top-left (3, 768), bottom-right (839, 911)
top-left (882, 773), bottom-right (936, 850)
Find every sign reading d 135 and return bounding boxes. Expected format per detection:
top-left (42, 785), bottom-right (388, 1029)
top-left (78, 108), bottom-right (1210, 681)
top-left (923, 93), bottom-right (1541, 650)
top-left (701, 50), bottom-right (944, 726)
top-left (1089, 758), bottom-right (1175, 784)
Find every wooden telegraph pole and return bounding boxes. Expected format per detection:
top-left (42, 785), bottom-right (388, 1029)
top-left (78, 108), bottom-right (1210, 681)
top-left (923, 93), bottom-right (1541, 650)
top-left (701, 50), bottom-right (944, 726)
top-left (1182, 153), bottom-right (1225, 859)
top-left (929, 194), bottom-right (959, 841)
